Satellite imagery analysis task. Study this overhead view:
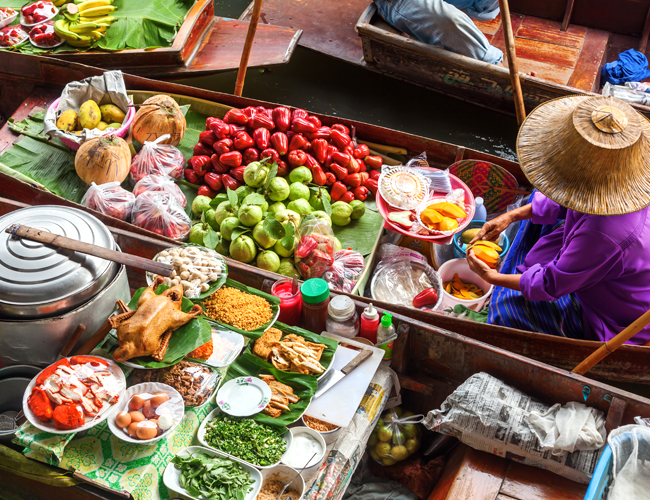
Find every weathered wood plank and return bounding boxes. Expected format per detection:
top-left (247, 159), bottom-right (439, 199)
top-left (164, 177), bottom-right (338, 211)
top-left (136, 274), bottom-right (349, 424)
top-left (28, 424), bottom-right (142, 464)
top-left (494, 33), bottom-right (582, 68)
top-left (567, 27), bottom-right (610, 91)
top-left (514, 58), bottom-right (574, 85)
top-left (516, 16), bottom-right (586, 48)
top-left (474, 15), bottom-right (503, 37)
top-left (500, 461), bottom-right (588, 500)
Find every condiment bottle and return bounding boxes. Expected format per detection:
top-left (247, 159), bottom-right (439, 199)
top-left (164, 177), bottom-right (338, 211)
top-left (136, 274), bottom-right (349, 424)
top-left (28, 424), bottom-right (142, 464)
top-left (359, 303), bottom-right (379, 344)
top-left (377, 313), bottom-right (397, 365)
top-left (473, 197), bottom-right (487, 222)
top-left (271, 278), bottom-right (302, 326)
top-left (300, 278), bottom-right (330, 334)
top-left (326, 295), bottom-right (359, 338)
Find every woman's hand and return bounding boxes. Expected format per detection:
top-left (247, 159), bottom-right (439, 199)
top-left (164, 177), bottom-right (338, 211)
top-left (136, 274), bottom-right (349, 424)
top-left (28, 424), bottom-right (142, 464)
top-left (469, 213), bottom-right (512, 244)
top-left (467, 250), bottom-right (496, 283)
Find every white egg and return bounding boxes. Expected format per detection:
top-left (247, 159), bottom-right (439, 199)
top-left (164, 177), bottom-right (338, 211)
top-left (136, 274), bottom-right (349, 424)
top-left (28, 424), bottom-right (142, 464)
top-left (158, 413), bottom-right (174, 430)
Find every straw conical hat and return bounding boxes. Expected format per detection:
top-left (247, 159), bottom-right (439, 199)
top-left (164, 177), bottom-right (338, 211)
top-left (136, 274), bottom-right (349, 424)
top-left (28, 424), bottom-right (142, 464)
top-left (516, 95), bottom-right (650, 215)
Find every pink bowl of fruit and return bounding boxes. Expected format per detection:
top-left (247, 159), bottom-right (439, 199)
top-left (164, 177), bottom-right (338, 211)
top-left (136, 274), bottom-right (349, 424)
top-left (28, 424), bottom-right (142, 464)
top-left (29, 21), bottom-right (63, 48)
top-left (0, 26), bottom-right (29, 49)
top-left (21, 1), bottom-right (58, 28)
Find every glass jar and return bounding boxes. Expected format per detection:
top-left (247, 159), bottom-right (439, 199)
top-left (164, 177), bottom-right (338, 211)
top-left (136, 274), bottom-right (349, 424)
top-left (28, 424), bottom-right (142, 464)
top-left (300, 278), bottom-right (330, 334)
top-left (326, 295), bottom-right (359, 338)
top-left (272, 278), bottom-right (302, 326)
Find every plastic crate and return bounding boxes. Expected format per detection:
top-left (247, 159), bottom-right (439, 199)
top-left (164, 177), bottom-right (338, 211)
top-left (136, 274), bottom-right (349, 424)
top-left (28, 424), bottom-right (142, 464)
top-left (584, 444), bottom-right (613, 500)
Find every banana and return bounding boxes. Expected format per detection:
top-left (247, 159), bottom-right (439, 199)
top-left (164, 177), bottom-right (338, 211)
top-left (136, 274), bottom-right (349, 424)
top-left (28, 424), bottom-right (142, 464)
top-left (79, 15), bottom-right (115, 23)
top-left (77, 5), bottom-right (115, 16)
top-left (90, 30), bottom-right (103, 40)
top-left (69, 21), bottom-right (100, 32)
top-left (66, 33), bottom-right (93, 46)
top-left (77, 0), bottom-right (112, 13)
top-left (54, 19), bottom-right (82, 41)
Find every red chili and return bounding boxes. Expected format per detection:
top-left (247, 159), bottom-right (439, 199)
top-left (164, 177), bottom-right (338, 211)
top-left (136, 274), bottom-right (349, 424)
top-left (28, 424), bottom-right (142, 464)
top-left (325, 172), bottom-right (336, 186)
top-left (251, 113), bottom-right (275, 130)
top-left (330, 181), bottom-right (347, 202)
top-left (198, 185), bottom-right (217, 198)
top-left (193, 142), bottom-right (213, 157)
top-left (364, 178), bottom-right (378, 196)
top-left (340, 191), bottom-right (355, 203)
top-left (223, 108), bottom-right (249, 126)
top-left (211, 154), bottom-right (230, 174)
top-left (311, 138), bottom-right (329, 164)
top-left (189, 155), bottom-right (212, 176)
top-left (365, 155), bottom-right (383, 169)
top-left (222, 174), bottom-right (241, 191)
top-left (254, 127), bottom-right (270, 150)
top-left (412, 288), bottom-right (439, 308)
top-left (242, 147), bottom-right (259, 165)
top-left (184, 168), bottom-right (200, 185)
top-left (230, 165), bottom-right (246, 182)
top-left (343, 173), bottom-right (362, 188)
top-left (288, 134), bottom-right (308, 152)
top-left (330, 129), bottom-right (351, 150)
top-left (260, 148), bottom-right (280, 163)
top-left (353, 144), bottom-right (370, 159)
top-left (291, 117), bottom-right (318, 134)
top-left (331, 123), bottom-right (350, 135)
top-left (199, 130), bottom-right (218, 147)
top-left (213, 138), bottom-right (232, 156)
top-left (272, 106), bottom-right (291, 132)
top-left (233, 131), bottom-right (255, 150)
top-left (270, 132), bottom-right (288, 156)
top-left (220, 151), bottom-right (243, 168)
top-left (204, 172), bottom-right (223, 192)
top-left (330, 163), bottom-right (348, 181)
top-left (288, 150), bottom-right (307, 168)
top-left (353, 185), bottom-right (369, 201)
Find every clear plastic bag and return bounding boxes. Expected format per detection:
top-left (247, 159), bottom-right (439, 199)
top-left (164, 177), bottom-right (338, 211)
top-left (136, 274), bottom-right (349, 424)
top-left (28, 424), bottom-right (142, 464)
top-left (80, 181), bottom-right (135, 221)
top-left (605, 424), bottom-right (650, 500)
top-left (131, 191), bottom-right (192, 240)
top-left (129, 134), bottom-right (185, 183)
top-left (322, 249), bottom-right (365, 293)
top-left (133, 174), bottom-right (187, 208)
top-left (368, 407), bottom-right (424, 466)
top-left (294, 217), bottom-right (336, 279)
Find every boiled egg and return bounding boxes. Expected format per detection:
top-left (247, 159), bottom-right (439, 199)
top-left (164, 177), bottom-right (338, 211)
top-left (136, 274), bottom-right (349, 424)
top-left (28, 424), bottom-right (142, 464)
top-left (150, 392), bottom-right (169, 408)
top-left (115, 411), bottom-right (131, 428)
top-left (136, 421), bottom-right (158, 440)
top-left (128, 411), bottom-right (145, 423)
top-left (142, 401), bottom-right (156, 419)
top-left (129, 394), bottom-right (145, 411)
top-left (127, 422), bottom-right (140, 438)
top-left (157, 413), bottom-right (174, 431)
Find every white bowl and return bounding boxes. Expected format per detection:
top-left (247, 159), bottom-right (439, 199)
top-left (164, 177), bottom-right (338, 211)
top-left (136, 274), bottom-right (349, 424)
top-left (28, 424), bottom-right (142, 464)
top-left (197, 407), bottom-right (293, 469)
top-left (301, 415), bottom-right (342, 445)
top-left (259, 464), bottom-right (306, 499)
top-left (20, 6), bottom-right (58, 28)
top-left (107, 382), bottom-right (184, 444)
top-left (163, 445), bottom-right (262, 500)
top-left (282, 426), bottom-right (327, 477)
top-left (437, 258), bottom-right (493, 311)
top-left (0, 10), bottom-right (18, 29)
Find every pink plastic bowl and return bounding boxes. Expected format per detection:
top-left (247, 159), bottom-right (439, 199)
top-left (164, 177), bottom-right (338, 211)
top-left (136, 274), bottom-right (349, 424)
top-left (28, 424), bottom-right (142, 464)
top-left (48, 97), bottom-right (135, 151)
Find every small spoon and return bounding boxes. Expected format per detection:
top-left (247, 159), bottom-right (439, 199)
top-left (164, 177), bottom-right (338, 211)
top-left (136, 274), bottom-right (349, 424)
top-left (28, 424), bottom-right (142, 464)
top-left (291, 274), bottom-right (299, 295)
top-left (276, 452), bottom-right (317, 500)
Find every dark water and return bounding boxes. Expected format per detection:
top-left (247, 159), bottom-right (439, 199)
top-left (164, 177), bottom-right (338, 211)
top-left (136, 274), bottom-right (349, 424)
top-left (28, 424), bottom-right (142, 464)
top-left (180, 1), bottom-right (520, 162)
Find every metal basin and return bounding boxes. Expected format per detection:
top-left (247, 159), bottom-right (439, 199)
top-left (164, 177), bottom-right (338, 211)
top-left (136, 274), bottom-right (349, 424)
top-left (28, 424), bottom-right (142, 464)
top-left (0, 377), bottom-right (30, 444)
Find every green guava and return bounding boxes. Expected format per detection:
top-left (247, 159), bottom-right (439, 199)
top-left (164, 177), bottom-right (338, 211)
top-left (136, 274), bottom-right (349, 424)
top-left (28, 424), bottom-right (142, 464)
top-left (257, 250), bottom-right (281, 272)
top-left (349, 200), bottom-right (366, 220)
top-left (253, 221), bottom-right (277, 249)
top-left (236, 185), bottom-right (255, 205)
top-left (192, 195), bottom-right (212, 216)
top-left (289, 166), bottom-right (312, 184)
top-left (230, 234), bottom-right (257, 263)
top-left (204, 208), bottom-right (220, 231)
top-left (288, 182), bottom-right (310, 201)
top-left (268, 201), bottom-right (287, 216)
top-left (220, 217), bottom-right (240, 241)
top-left (215, 201), bottom-right (237, 226)
top-left (275, 209), bottom-right (301, 231)
top-left (267, 177), bottom-right (290, 202)
top-left (238, 204), bottom-right (264, 227)
top-left (331, 201), bottom-right (353, 226)
top-left (215, 233), bottom-right (230, 256)
top-left (189, 223), bottom-right (210, 245)
top-left (287, 199), bottom-right (312, 215)
top-left (278, 258), bottom-right (298, 278)
top-left (311, 210), bottom-right (332, 227)
top-left (243, 162), bottom-right (269, 187)
top-left (334, 237), bottom-right (343, 251)
top-left (274, 236), bottom-right (298, 258)
top-left (309, 189), bottom-right (331, 211)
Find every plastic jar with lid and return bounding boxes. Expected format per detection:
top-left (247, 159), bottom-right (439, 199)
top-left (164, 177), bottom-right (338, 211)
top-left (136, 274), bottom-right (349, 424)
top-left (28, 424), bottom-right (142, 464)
top-left (300, 278), bottom-right (330, 334)
top-left (326, 295), bottom-right (359, 338)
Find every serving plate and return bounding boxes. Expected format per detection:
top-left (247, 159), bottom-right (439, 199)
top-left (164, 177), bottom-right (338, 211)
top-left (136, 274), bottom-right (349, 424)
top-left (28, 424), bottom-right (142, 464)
top-left (216, 377), bottom-right (272, 417)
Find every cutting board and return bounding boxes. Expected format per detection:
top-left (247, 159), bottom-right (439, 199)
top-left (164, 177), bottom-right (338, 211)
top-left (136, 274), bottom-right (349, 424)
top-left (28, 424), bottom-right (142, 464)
top-left (304, 334), bottom-right (384, 428)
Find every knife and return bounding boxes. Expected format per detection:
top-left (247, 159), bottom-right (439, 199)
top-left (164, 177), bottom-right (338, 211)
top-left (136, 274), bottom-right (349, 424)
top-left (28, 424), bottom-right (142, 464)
top-left (314, 349), bottom-right (373, 399)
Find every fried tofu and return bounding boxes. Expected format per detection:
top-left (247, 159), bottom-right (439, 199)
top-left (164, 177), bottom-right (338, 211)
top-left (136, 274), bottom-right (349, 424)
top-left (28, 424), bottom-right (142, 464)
top-left (253, 328), bottom-right (283, 360)
top-left (260, 375), bottom-right (300, 418)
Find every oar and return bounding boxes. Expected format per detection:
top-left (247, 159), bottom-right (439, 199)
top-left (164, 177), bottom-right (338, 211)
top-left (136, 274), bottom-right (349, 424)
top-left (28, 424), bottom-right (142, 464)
top-left (572, 309), bottom-right (650, 376)
top-left (234, 0), bottom-right (264, 97)
top-left (498, 0), bottom-right (526, 125)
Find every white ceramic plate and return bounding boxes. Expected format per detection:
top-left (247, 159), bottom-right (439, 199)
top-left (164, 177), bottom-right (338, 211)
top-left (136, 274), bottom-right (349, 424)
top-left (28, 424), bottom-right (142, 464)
top-left (216, 377), bottom-right (272, 417)
top-left (0, 11), bottom-right (18, 29)
top-left (107, 382), bottom-right (184, 444)
top-left (163, 445), bottom-right (262, 500)
top-left (29, 36), bottom-right (63, 49)
top-left (22, 356), bottom-right (126, 435)
top-left (197, 407), bottom-right (293, 469)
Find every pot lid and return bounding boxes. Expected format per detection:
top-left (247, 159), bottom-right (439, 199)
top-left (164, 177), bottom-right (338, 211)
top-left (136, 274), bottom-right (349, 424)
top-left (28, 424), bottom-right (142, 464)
top-left (0, 206), bottom-right (115, 316)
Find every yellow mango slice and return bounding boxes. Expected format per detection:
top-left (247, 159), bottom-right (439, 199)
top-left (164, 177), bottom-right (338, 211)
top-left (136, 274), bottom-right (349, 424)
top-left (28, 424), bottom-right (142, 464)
top-left (421, 209), bottom-right (443, 228)
top-left (469, 239), bottom-right (502, 252)
top-left (443, 273), bottom-right (486, 299)
top-left (427, 202), bottom-right (467, 219)
top-left (439, 217), bottom-right (459, 232)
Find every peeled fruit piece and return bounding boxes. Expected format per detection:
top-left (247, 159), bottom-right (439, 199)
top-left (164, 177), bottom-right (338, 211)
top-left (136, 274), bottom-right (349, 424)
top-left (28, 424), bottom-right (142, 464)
top-left (56, 109), bottom-right (78, 132)
top-left (438, 217), bottom-right (459, 232)
top-left (100, 103), bottom-right (126, 124)
top-left (443, 273), bottom-right (485, 299)
top-left (107, 123), bottom-right (121, 129)
top-left (420, 208), bottom-right (443, 228)
top-left (96, 121), bottom-right (109, 131)
top-left (472, 245), bottom-right (499, 268)
top-left (461, 228), bottom-right (480, 244)
top-left (426, 202), bottom-right (466, 219)
top-left (79, 100), bottom-right (101, 130)
top-left (469, 240), bottom-right (502, 252)
top-left (388, 210), bottom-right (414, 228)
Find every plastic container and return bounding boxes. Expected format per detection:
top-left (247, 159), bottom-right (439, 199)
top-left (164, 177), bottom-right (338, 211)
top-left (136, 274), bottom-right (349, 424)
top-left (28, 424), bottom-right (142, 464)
top-left (359, 303), bottom-right (380, 344)
top-left (258, 464), bottom-right (306, 499)
top-left (301, 415), bottom-right (342, 445)
top-left (583, 443), bottom-right (613, 500)
top-left (437, 258), bottom-right (493, 311)
top-left (300, 278), bottom-right (330, 334)
top-left (203, 328), bottom-right (244, 368)
top-left (0, 8), bottom-right (18, 29)
top-left (282, 426), bottom-right (327, 477)
top-left (326, 295), bottom-right (359, 338)
top-left (272, 278), bottom-right (302, 326)
top-left (473, 197), bottom-right (487, 222)
top-left (452, 220), bottom-right (510, 260)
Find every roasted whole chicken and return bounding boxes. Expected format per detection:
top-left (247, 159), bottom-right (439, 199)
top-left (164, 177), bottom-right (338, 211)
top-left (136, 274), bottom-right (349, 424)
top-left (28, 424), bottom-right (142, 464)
top-left (111, 277), bottom-right (202, 363)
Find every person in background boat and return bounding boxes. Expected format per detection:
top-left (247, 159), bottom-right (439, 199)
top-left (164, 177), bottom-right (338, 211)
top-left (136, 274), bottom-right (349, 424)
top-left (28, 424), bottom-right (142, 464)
top-left (466, 95), bottom-right (650, 344)
top-left (373, 0), bottom-right (504, 65)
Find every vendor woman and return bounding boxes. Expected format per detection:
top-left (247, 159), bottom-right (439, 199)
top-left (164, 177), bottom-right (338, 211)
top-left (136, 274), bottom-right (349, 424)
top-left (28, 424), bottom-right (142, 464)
top-left (467, 95), bottom-right (650, 344)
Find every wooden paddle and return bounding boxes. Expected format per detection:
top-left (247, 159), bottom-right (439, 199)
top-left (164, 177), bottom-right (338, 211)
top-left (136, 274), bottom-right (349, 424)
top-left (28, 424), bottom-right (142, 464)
top-left (498, 0), bottom-right (526, 125)
top-left (572, 309), bottom-right (650, 375)
top-left (234, 0), bottom-right (264, 97)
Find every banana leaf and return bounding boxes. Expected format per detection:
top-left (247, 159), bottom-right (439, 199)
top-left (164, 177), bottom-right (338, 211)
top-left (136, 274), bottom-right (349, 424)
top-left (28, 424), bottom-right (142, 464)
top-left (333, 204), bottom-right (384, 257)
top-left (201, 278), bottom-right (281, 335)
top-left (104, 283), bottom-right (212, 368)
top-left (221, 352), bottom-right (317, 427)
top-left (239, 321), bottom-right (338, 375)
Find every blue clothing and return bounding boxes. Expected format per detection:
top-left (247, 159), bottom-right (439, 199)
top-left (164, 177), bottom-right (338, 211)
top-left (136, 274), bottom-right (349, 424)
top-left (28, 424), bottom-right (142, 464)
top-left (374, 0), bottom-right (504, 65)
top-left (602, 49), bottom-right (650, 85)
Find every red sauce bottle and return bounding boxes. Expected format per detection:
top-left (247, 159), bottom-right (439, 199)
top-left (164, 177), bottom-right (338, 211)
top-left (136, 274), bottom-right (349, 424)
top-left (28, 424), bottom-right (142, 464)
top-left (359, 303), bottom-right (380, 344)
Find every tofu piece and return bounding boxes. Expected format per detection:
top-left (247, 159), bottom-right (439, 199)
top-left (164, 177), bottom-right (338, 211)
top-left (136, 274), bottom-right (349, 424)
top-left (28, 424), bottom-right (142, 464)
top-left (253, 328), bottom-right (283, 360)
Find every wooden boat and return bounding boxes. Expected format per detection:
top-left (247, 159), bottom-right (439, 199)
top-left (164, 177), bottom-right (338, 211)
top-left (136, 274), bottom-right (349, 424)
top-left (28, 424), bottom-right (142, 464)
top-left (0, 197), bottom-right (649, 500)
top-left (16, 0), bottom-right (302, 79)
top-left (1, 52), bottom-right (649, 387)
top-left (240, 0), bottom-right (650, 118)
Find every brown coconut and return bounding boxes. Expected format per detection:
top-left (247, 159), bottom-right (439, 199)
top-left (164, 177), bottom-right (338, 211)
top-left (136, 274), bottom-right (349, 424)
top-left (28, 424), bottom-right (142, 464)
top-left (75, 135), bottom-right (131, 186)
top-left (132, 95), bottom-right (186, 147)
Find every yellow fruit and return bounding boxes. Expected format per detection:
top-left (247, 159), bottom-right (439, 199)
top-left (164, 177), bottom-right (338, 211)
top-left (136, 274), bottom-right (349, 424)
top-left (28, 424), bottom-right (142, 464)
top-left (461, 228), bottom-right (480, 244)
top-left (427, 202), bottom-right (467, 219)
top-left (96, 121), bottom-right (109, 131)
top-left (391, 445), bottom-right (409, 461)
top-left (382, 457), bottom-right (397, 466)
top-left (100, 103), bottom-right (126, 124)
top-left (56, 109), bottom-right (79, 132)
top-left (406, 438), bottom-right (419, 454)
top-left (375, 442), bottom-right (391, 458)
top-left (377, 426), bottom-right (392, 442)
top-left (393, 407), bottom-right (403, 417)
top-left (470, 239), bottom-right (502, 252)
top-left (420, 208), bottom-right (443, 227)
top-left (78, 100), bottom-right (101, 129)
top-left (368, 433), bottom-right (379, 447)
top-left (107, 122), bottom-right (121, 129)
top-left (369, 449), bottom-right (380, 462)
top-left (439, 217), bottom-right (459, 232)
top-left (472, 245), bottom-right (499, 268)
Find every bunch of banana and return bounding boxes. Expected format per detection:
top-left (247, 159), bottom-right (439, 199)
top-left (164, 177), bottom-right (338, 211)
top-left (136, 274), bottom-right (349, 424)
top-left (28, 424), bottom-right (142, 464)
top-left (54, 0), bottom-right (117, 47)
top-left (53, 0), bottom-right (73, 7)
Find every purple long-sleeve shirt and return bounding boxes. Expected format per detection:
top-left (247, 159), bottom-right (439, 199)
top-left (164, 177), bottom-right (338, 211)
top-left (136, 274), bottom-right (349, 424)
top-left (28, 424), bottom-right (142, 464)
top-left (517, 193), bottom-right (650, 344)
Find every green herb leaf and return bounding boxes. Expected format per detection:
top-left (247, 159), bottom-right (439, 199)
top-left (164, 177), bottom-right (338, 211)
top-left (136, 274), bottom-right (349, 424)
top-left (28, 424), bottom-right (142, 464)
top-left (203, 228), bottom-right (220, 250)
top-left (227, 187), bottom-right (238, 209)
top-left (281, 222), bottom-right (295, 250)
top-left (263, 217), bottom-right (286, 240)
top-left (322, 195), bottom-right (332, 216)
top-left (243, 193), bottom-right (266, 206)
top-left (263, 162), bottom-right (278, 192)
top-left (231, 227), bottom-right (250, 242)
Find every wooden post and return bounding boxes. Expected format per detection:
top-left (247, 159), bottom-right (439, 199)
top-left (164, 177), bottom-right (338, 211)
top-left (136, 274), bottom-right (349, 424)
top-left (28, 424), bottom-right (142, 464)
top-left (498, 0), bottom-right (526, 125)
top-left (572, 309), bottom-right (650, 376)
top-left (234, 0), bottom-right (264, 97)
top-left (561, 0), bottom-right (575, 31)
top-left (640, 4), bottom-right (650, 54)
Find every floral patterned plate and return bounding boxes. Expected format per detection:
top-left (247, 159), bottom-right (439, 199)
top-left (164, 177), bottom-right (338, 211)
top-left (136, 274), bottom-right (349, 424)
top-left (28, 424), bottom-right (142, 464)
top-left (216, 377), bottom-right (272, 417)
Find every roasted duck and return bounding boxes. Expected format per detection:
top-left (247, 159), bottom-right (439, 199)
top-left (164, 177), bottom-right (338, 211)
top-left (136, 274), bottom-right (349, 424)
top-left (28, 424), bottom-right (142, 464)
top-left (111, 277), bottom-right (202, 363)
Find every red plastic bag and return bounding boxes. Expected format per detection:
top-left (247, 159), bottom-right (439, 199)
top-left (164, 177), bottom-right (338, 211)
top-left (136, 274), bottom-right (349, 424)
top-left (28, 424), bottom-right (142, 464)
top-left (131, 191), bottom-right (191, 240)
top-left (322, 249), bottom-right (365, 293)
top-left (133, 174), bottom-right (187, 208)
top-left (130, 134), bottom-right (185, 183)
top-left (294, 217), bottom-right (335, 279)
top-left (80, 182), bottom-right (135, 221)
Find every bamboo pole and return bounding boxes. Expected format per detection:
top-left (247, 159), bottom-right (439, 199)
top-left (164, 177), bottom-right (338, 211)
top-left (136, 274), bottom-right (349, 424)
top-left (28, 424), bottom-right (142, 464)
top-left (234, 0), bottom-right (263, 97)
top-left (498, 0), bottom-right (526, 125)
top-left (572, 309), bottom-right (650, 376)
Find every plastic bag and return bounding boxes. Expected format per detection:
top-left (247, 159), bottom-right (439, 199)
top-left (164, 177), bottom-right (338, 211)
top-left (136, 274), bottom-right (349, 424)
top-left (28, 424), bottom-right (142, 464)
top-left (294, 217), bottom-right (336, 279)
top-left (129, 360), bottom-right (220, 408)
top-left (80, 181), bottom-right (135, 221)
top-left (133, 174), bottom-right (187, 208)
top-left (368, 407), bottom-right (423, 466)
top-left (130, 134), bottom-right (185, 183)
top-left (371, 244), bottom-right (443, 310)
top-left (607, 424), bottom-right (650, 500)
top-left (131, 191), bottom-right (191, 240)
top-left (322, 249), bottom-right (365, 293)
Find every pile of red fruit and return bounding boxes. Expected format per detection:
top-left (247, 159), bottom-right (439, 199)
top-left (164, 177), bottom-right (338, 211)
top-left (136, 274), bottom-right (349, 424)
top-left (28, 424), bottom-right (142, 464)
top-left (29, 22), bottom-right (61, 47)
top-left (21, 1), bottom-right (57, 25)
top-left (0, 26), bottom-right (27, 48)
top-left (185, 106), bottom-right (382, 202)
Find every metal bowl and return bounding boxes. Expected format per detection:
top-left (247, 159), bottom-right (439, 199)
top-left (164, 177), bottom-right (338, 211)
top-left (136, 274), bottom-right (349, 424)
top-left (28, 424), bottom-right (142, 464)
top-left (0, 365), bottom-right (40, 380)
top-left (0, 377), bottom-right (30, 444)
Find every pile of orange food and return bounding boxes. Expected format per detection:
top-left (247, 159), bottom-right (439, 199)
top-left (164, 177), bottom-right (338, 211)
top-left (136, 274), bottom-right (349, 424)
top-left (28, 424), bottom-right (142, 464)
top-left (420, 202), bottom-right (467, 232)
top-left (467, 240), bottom-right (501, 268)
top-left (443, 274), bottom-right (485, 300)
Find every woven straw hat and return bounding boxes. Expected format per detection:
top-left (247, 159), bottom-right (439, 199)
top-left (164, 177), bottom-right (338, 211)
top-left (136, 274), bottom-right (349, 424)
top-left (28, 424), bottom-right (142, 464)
top-left (517, 95), bottom-right (650, 215)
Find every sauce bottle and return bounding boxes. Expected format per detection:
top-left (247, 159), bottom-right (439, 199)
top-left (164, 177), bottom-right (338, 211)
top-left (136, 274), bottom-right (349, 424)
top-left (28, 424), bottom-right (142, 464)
top-left (359, 303), bottom-right (379, 344)
top-left (300, 278), bottom-right (330, 334)
top-left (473, 197), bottom-right (487, 222)
top-left (377, 313), bottom-right (397, 365)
